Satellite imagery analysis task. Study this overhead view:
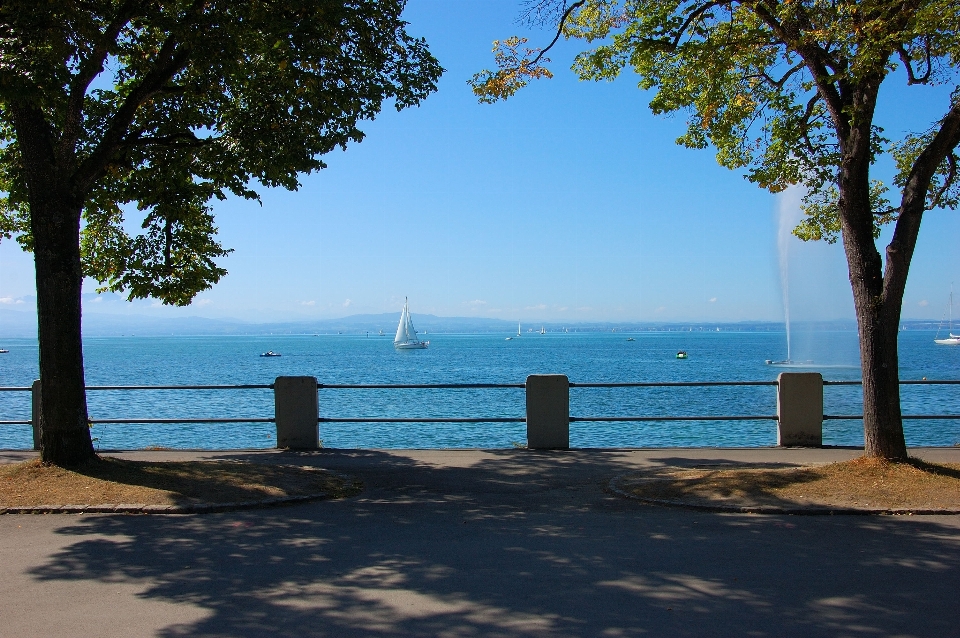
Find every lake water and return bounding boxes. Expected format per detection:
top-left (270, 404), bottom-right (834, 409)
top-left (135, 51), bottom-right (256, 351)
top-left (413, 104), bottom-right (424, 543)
top-left (1, 330), bottom-right (958, 450)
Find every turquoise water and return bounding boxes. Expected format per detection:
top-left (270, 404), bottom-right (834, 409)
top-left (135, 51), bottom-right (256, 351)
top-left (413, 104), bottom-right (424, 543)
top-left (0, 330), bottom-right (958, 449)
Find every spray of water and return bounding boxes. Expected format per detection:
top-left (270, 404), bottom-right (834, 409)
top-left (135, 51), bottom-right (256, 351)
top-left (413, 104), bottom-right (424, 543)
top-left (777, 188), bottom-right (804, 362)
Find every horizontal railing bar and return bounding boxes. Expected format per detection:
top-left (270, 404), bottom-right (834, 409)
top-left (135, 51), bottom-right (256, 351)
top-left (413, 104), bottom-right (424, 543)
top-left (571, 381), bottom-right (778, 388)
top-left (571, 415), bottom-right (778, 422)
top-left (90, 418), bottom-right (274, 424)
top-left (3, 380), bottom-right (959, 392)
top-left (87, 384), bottom-right (274, 391)
top-left (319, 417), bottom-right (526, 423)
top-left (824, 414), bottom-right (960, 420)
top-left (0, 420), bottom-right (32, 425)
top-left (319, 383), bottom-right (525, 389)
top-left (823, 380), bottom-right (960, 386)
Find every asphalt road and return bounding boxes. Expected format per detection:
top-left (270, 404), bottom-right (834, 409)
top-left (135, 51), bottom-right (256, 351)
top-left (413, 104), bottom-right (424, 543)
top-left (1, 447), bottom-right (959, 637)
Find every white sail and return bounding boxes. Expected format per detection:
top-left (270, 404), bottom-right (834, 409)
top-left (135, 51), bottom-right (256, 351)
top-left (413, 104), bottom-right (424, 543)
top-left (935, 287), bottom-right (960, 344)
top-left (394, 297), bottom-right (428, 349)
top-left (394, 303), bottom-right (410, 343)
top-left (405, 307), bottom-right (417, 339)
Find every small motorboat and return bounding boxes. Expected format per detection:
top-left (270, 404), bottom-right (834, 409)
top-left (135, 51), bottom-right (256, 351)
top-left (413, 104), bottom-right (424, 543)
top-left (505, 337), bottom-right (513, 341)
top-left (260, 351), bottom-right (281, 357)
top-left (676, 350), bottom-right (688, 359)
top-left (626, 338), bottom-right (635, 341)
top-left (0, 348), bottom-right (8, 353)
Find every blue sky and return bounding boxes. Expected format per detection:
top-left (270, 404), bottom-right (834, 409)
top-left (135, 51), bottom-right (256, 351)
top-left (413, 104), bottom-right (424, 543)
top-left (1, 0), bottom-right (957, 324)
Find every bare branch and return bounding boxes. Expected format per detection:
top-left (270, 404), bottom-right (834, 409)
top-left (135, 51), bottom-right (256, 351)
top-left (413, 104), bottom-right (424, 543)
top-left (528, 1), bottom-right (585, 67)
top-left (746, 60), bottom-right (805, 89)
top-left (897, 39), bottom-right (932, 85)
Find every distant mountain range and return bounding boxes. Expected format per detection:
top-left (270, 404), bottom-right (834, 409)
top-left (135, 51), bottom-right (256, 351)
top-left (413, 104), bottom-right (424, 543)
top-left (2, 307), bottom-right (948, 339)
top-left (4, 307), bottom-right (922, 339)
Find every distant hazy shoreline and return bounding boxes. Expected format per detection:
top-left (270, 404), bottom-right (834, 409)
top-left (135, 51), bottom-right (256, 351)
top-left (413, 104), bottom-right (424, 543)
top-left (3, 307), bottom-right (941, 338)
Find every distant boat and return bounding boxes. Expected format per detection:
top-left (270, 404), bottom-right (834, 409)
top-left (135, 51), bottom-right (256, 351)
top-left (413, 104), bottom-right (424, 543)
top-left (935, 287), bottom-right (960, 345)
top-left (517, 321), bottom-right (522, 337)
top-left (676, 350), bottom-right (688, 359)
top-left (394, 297), bottom-right (429, 349)
top-left (260, 351), bottom-right (281, 357)
top-left (505, 337), bottom-right (513, 341)
top-left (626, 338), bottom-right (635, 342)
top-left (540, 326), bottom-right (545, 334)
top-left (0, 348), bottom-right (8, 353)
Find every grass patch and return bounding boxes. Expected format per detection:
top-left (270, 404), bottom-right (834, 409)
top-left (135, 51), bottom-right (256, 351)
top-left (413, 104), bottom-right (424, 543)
top-left (618, 457), bottom-right (960, 511)
top-left (0, 457), bottom-right (360, 508)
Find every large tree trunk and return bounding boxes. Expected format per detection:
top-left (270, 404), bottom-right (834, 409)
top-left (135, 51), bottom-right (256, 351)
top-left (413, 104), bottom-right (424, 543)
top-left (849, 277), bottom-right (907, 459)
top-left (838, 108), bottom-right (908, 461)
top-left (13, 105), bottom-right (96, 466)
top-left (30, 192), bottom-right (95, 466)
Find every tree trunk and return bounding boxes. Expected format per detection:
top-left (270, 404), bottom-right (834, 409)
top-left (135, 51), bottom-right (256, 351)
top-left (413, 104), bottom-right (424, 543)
top-left (838, 112), bottom-right (908, 461)
top-left (850, 278), bottom-right (907, 459)
top-left (31, 194), bottom-right (95, 466)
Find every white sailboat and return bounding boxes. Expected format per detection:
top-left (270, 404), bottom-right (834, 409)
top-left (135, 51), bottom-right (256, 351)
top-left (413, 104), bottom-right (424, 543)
top-left (394, 298), bottom-right (429, 349)
top-left (540, 326), bottom-right (545, 334)
top-left (935, 287), bottom-right (960, 345)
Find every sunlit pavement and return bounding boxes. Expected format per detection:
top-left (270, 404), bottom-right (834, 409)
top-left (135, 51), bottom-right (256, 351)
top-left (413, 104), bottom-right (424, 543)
top-left (1, 447), bottom-right (959, 637)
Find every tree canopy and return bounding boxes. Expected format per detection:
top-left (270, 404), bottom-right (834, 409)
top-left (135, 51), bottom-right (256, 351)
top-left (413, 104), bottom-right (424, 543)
top-left (1, 0), bottom-right (442, 304)
top-left (471, 0), bottom-right (960, 459)
top-left (0, 0), bottom-right (442, 465)
top-left (471, 0), bottom-right (959, 242)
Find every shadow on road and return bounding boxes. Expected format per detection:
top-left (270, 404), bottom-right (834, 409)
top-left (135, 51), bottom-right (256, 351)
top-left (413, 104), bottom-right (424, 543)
top-left (23, 449), bottom-right (960, 636)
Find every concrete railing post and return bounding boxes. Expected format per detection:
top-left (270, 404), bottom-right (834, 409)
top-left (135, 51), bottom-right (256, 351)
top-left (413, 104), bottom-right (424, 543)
top-left (526, 374), bottom-right (569, 449)
top-left (31, 379), bottom-right (41, 451)
top-left (777, 372), bottom-right (823, 447)
top-left (275, 376), bottom-right (319, 450)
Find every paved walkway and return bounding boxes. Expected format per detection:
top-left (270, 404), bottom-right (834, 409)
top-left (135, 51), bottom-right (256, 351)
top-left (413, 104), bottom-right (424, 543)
top-left (2, 447), bottom-right (959, 637)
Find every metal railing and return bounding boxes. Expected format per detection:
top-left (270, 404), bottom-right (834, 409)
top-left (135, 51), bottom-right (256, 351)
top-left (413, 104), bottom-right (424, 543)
top-left (822, 379), bottom-right (960, 420)
top-left (315, 382), bottom-right (525, 423)
top-left (2, 377), bottom-right (959, 427)
top-left (568, 380), bottom-right (778, 422)
top-left (0, 383), bottom-right (274, 426)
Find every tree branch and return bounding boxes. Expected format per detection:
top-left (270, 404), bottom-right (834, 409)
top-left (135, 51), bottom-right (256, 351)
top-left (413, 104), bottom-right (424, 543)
top-left (125, 131), bottom-right (212, 149)
top-left (798, 92), bottom-right (824, 155)
top-left (61, 1), bottom-right (140, 158)
top-left (897, 39), bottom-right (932, 86)
top-left (528, 0), bottom-right (585, 66)
top-left (71, 7), bottom-right (201, 195)
top-left (749, 1), bottom-right (848, 136)
top-left (928, 152), bottom-right (957, 210)
top-left (752, 60), bottom-right (805, 89)
top-left (626, 1), bottom-right (733, 55)
top-left (884, 101), bottom-right (960, 304)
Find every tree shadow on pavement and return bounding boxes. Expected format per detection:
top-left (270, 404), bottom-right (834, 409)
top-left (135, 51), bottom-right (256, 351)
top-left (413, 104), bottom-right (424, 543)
top-left (24, 449), bottom-right (960, 637)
